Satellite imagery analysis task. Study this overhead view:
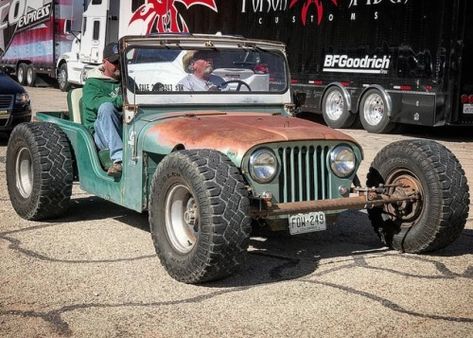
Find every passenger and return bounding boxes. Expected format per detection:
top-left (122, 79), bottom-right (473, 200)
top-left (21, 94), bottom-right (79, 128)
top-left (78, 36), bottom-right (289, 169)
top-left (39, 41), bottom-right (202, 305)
top-left (178, 51), bottom-right (227, 91)
top-left (82, 42), bottom-right (123, 177)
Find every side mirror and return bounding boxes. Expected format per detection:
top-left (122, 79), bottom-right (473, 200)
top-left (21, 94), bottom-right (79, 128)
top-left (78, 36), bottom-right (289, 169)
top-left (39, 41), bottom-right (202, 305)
top-left (293, 92), bottom-right (306, 108)
top-left (64, 19), bottom-right (72, 34)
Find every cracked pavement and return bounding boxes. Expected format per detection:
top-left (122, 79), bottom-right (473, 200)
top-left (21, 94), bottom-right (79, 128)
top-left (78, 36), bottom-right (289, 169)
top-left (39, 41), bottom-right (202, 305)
top-left (0, 88), bottom-right (472, 337)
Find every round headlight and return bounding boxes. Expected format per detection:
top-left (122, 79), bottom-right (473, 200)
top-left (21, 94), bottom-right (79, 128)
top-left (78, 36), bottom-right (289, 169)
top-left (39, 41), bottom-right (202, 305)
top-left (330, 145), bottom-right (356, 178)
top-left (249, 149), bottom-right (278, 183)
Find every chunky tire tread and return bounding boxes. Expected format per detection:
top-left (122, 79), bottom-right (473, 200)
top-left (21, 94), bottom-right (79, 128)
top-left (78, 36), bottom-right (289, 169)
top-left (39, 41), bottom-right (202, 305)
top-left (367, 140), bottom-right (469, 253)
top-left (149, 149), bottom-right (251, 283)
top-left (6, 123), bottom-right (73, 220)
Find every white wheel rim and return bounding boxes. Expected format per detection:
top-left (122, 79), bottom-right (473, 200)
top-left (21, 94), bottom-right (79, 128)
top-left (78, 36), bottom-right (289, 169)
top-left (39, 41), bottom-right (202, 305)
top-left (325, 90), bottom-right (344, 121)
top-left (58, 68), bottom-right (66, 88)
top-left (15, 147), bottom-right (33, 198)
top-left (18, 68), bottom-right (24, 83)
top-left (363, 93), bottom-right (385, 126)
top-left (165, 184), bottom-right (199, 254)
top-left (27, 68), bottom-right (33, 84)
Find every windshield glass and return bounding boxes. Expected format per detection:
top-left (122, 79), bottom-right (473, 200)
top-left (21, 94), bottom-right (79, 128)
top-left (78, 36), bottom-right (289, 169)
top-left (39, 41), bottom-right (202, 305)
top-left (125, 47), bottom-right (288, 94)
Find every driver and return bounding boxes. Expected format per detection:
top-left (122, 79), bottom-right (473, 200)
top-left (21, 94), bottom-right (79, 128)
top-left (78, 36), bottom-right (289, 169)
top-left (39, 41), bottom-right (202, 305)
top-left (178, 51), bottom-right (227, 91)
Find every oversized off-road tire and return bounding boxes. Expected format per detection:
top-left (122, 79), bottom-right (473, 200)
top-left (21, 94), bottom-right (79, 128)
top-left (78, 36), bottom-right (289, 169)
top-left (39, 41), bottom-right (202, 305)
top-left (6, 123), bottom-right (73, 220)
top-left (149, 149), bottom-right (251, 283)
top-left (366, 140), bottom-right (469, 253)
top-left (322, 86), bottom-right (356, 129)
top-left (359, 89), bottom-right (396, 133)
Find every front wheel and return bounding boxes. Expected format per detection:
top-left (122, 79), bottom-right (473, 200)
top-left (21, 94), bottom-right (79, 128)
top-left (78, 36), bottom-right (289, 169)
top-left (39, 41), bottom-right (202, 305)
top-left (149, 149), bottom-right (251, 283)
top-left (58, 63), bottom-right (71, 92)
top-left (366, 140), bottom-right (469, 253)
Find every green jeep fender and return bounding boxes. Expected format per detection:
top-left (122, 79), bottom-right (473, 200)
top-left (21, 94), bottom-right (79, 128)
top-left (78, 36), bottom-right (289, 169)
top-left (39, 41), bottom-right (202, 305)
top-left (36, 112), bottom-right (162, 212)
top-left (35, 112), bottom-right (241, 213)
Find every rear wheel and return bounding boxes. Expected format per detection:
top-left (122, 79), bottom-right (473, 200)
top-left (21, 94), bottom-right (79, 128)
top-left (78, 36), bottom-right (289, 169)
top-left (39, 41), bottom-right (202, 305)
top-left (17, 63), bottom-right (27, 85)
top-left (366, 140), bottom-right (469, 253)
top-left (6, 123), bottom-right (73, 220)
top-left (26, 65), bottom-right (36, 87)
top-left (149, 149), bottom-right (251, 283)
top-left (360, 89), bottom-right (395, 133)
top-left (322, 86), bottom-right (355, 128)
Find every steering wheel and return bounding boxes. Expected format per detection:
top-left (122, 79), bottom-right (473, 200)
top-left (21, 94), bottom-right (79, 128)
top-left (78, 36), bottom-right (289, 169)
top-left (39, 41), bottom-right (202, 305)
top-left (220, 80), bottom-right (251, 92)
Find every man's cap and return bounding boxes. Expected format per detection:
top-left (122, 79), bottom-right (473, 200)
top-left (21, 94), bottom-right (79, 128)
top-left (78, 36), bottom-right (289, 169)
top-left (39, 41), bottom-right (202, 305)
top-left (103, 42), bottom-right (119, 62)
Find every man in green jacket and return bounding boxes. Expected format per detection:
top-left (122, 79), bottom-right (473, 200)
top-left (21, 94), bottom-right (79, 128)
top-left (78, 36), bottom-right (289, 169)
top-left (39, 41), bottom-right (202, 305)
top-left (82, 42), bottom-right (123, 176)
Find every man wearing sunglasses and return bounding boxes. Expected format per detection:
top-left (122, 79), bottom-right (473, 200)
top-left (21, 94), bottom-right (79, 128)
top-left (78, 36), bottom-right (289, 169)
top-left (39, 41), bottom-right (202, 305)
top-left (82, 42), bottom-right (124, 177)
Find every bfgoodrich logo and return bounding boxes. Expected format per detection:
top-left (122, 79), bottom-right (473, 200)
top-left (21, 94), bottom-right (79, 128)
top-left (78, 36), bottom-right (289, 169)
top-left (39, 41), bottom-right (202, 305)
top-left (323, 54), bottom-right (391, 74)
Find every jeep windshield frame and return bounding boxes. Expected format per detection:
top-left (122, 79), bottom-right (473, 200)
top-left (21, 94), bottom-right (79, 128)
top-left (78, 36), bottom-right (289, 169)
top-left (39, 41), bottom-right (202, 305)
top-left (120, 35), bottom-right (292, 107)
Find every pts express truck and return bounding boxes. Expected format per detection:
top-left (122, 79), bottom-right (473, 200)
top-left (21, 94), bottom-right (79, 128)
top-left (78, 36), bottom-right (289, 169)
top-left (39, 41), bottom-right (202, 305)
top-left (1, 0), bottom-right (472, 133)
top-left (0, 0), bottom-right (84, 86)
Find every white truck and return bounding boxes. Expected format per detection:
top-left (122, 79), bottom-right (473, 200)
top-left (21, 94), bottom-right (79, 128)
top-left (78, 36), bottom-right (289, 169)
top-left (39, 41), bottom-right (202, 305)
top-left (57, 0), bottom-right (217, 91)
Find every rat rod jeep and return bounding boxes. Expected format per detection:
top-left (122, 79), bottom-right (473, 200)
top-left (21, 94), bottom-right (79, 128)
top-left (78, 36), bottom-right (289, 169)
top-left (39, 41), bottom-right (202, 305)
top-left (6, 35), bottom-right (470, 283)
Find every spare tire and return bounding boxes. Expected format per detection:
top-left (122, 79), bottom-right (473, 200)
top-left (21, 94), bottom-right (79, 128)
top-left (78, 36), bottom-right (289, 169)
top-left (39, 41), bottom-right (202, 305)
top-left (366, 140), bottom-right (469, 253)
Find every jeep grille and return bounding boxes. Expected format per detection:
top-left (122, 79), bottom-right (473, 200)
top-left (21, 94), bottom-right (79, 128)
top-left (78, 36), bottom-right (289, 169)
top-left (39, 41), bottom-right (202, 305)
top-left (278, 145), bottom-right (330, 203)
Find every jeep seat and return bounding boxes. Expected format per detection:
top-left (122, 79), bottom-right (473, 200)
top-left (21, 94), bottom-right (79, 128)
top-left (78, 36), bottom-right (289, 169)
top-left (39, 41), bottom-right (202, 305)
top-left (66, 88), bottom-right (112, 170)
top-left (67, 88), bottom-right (84, 123)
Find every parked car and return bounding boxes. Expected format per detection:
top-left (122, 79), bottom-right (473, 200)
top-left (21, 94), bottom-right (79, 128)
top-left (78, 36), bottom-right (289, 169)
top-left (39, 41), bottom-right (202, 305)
top-left (5, 35), bottom-right (470, 284)
top-left (0, 71), bottom-right (31, 134)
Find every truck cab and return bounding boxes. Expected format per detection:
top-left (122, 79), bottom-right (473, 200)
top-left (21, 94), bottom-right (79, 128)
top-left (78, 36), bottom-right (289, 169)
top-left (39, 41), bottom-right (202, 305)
top-left (58, 0), bottom-right (120, 90)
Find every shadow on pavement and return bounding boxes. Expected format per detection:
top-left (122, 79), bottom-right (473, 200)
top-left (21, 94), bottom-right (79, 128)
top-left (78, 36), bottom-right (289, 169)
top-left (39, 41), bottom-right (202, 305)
top-left (398, 124), bottom-right (473, 142)
top-left (296, 111), bottom-right (473, 142)
top-left (44, 195), bottom-right (473, 286)
top-left (0, 132), bottom-right (10, 145)
top-left (54, 195), bottom-right (150, 233)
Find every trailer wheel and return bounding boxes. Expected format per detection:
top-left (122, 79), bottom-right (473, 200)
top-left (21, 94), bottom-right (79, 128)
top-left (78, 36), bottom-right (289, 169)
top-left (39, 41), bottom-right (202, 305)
top-left (58, 63), bottom-right (71, 92)
top-left (26, 65), bottom-right (36, 87)
top-left (366, 140), bottom-right (469, 253)
top-left (322, 86), bottom-right (355, 128)
top-left (6, 123), bottom-right (73, 220)
top-left (360, 89), bottom-right (395, 133)
top-left (17, 63), bottom-right (27, 85)
top-left (149, 149), bottom-right (251, 283)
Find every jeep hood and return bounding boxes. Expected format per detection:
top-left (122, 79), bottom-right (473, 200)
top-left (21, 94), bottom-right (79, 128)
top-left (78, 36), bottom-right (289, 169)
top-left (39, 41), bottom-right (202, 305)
top-left (142, 113), bottom-right (359, 163)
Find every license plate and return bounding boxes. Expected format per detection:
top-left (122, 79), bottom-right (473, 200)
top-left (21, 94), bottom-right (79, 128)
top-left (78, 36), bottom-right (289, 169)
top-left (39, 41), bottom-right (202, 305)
top-left (464, 104), bottom-right (473, 115)
top-left (289, 211), bottom-right (327, 235)
top-left (0, 110), bottom-right (9, 119)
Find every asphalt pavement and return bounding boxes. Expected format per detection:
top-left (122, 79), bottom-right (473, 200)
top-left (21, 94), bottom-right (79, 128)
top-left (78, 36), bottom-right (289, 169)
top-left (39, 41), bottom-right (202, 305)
top-left (0, 87), bottom-right (472, 337)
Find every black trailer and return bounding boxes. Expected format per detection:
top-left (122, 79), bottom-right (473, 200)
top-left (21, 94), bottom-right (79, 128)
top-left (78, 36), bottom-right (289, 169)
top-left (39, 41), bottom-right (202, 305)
top-left (178, 0), bottom-right (473, 133)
